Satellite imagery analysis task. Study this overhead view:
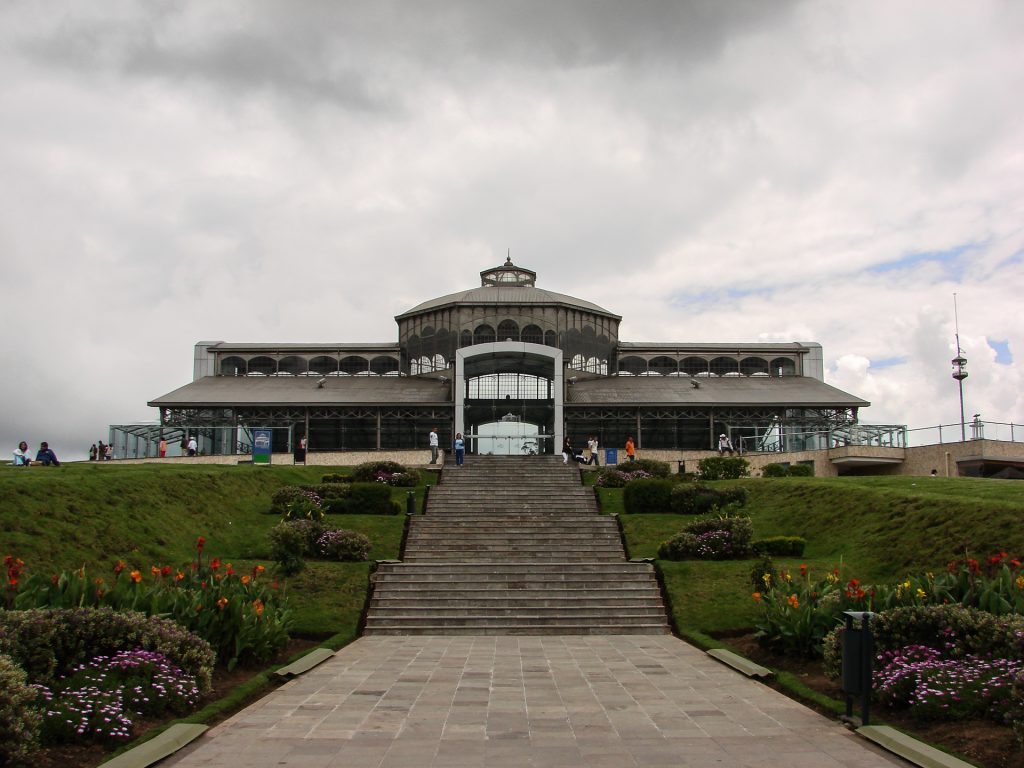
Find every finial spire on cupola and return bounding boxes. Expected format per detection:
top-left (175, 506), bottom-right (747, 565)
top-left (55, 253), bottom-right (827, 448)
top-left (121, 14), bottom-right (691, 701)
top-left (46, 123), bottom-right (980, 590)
top-left (480, 255), bottom-right (536, 287)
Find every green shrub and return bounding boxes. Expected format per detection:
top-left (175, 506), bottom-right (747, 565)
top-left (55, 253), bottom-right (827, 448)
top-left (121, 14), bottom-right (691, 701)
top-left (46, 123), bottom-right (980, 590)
top-left (787, 463), bottom-right (814, 477)
top-left (697, 456), bottom-right (750, 480)
top-left (752, 536), bottom-right (807, 557)
top-left (280, 491), bottom-right (324, 522)
top-left (309, 483), bottom-right (352, 499)
top-left (0, 653), bottom-right (40, 764)
top-left (351, 461), bottom-right (408, 482)
top-left (320, 473), bottom-right (352, 484)
top-left (657, 513), bottom-right (754, 560)
top-left (669, 483), bottom-right (746, 514)
top-left (0, 608), bottom-right (215, 692)
top-left (761, 463), bottom-right (788, 478)
top-left (268, 485), bottom-right (307, 514)
top-left (822, 605), bottom-right (1024, 679)
top-left (324, 483), bottom-right (399, 515)
top-left (623, 479), bottom-right (673, 514)
top-left (268, 521), bottom-right (317, 575)
top-left (316, 530), bottom-right (372, 562)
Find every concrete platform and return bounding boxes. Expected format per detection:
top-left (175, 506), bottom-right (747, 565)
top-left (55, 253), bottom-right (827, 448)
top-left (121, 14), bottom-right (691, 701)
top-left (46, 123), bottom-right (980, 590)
top-left (163, 634), bottom-right (907, 768)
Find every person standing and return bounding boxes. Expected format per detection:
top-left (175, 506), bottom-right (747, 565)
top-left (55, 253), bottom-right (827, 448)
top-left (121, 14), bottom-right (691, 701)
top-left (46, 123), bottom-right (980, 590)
top-left (187, 436), bottom-right (198, 457)
top-left (588, 436), bottom-right (600, 466)
top-left (158, 439), bottom-right (167, 458)
top-left (562, 436), bottom-right (573, 465)
top-left (104, 443), bottom-right (114, 461)
top-left (428, 427), bottom-right (439, 464)
top-left (625, 436), bottom-right (636, 462)
top-left (89, 443), bottom-right (98, 461)
top-left (453, 432), bottom-right (465, 466)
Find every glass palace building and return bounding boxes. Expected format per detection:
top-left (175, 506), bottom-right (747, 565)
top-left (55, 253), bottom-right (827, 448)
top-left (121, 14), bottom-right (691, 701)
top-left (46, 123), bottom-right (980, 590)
top-left (147, 259), bottom-right (868, 458)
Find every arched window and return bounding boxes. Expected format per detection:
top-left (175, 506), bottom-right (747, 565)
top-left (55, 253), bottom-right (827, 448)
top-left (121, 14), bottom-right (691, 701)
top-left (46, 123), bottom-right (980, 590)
top-left (248, 356), bottom-right (276, 376)
top-left (220, 356), bottom-right (246, 376)
top-left (771, 357), bottom-right (797, 376)
top-left (740, 357), bottom-right (769, 376)
top-left (710, 357), bottom-right (740, 376)
top-left (586, 356), bottom-right (601, 373)
top-left (648, 356), bottom-right (677, 376)
top-left (521, 324), bottom-right (543, 345)
top-left (339, 356), bottom-right (369, 375)
top-left (570, 353), bottom-right (586, 370)
top-left (432, 353), bottom-right (447, 370)
top-left (497, 320), bottom-right (519, 342)
top-left (460, 330), bottom-right (473, 348)
top-left (474, 324), bottom-right (496, 344)
top-left (371, 356), bottom-right (400, 376)
top-left (544, 330), bottom-right (558, 347)
top-left (680, 357), bottom-right (709, 376)
top-left (309, 356), bottom-right (338, 376)
top-left (618, 356), bottom-right (647, 376)
top-left (277, 356), bottom-right (307, 376)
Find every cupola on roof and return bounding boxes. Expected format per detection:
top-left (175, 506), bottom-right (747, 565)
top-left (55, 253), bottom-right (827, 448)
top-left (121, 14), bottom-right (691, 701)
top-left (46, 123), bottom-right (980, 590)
top-left (396, 258), bottom-right (619, 320)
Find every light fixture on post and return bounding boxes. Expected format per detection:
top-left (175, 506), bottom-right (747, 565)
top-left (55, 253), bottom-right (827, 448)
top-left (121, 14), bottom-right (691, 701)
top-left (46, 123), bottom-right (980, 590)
top-left (951, 294), bottom-right (968, 442)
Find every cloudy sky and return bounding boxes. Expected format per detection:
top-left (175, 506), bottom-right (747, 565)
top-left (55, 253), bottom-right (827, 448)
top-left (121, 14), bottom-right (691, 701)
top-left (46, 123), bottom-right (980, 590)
top-left (2, 1), bottom-right (1022, 460)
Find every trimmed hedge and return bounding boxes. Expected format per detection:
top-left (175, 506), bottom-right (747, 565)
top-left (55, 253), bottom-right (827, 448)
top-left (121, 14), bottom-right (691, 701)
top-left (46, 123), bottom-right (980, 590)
top-left (761, 463), bottom-right (789, 478)
top-left (623, 479), bottom-right (673, 513)
top-left (614, 458), bottom-right (671, 477)
top-left (351, 461), bottom-right (408, 482)
top-left (669, 484), bottom-right (747, 514)
top-left (316, 530), bottom-right (371, 562)
top-left (0, 608), bottom-right (216, 693)
top-left (761, 462), bottom-right (815, 478)
top-left (752, 536), bottom-right (807, 557)
top-left (323, 483), bottom-right (400, 515)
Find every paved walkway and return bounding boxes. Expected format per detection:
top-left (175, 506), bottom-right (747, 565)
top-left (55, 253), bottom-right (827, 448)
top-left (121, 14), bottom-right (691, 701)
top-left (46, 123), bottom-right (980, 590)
top-left (165, 635), bottom-right (907, 768)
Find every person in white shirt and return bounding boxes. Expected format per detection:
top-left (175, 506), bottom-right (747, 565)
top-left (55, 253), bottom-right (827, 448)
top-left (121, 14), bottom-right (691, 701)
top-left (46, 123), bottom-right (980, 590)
top-left (187, 437), bottom-right (198, 456)
top-left (717, 433), bottom-right (734, 456)
top-left (428, 427), bottom-right (439, 464)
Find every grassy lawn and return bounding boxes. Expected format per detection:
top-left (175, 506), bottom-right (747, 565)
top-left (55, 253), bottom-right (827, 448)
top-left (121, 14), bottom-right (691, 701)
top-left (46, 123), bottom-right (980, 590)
top-left (0, 463), bottom-right (408, 640)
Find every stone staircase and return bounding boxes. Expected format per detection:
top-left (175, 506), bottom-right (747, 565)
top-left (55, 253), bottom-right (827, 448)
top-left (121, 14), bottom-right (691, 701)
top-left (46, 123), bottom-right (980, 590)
top-left (364, 455), bottom-right (670, 635)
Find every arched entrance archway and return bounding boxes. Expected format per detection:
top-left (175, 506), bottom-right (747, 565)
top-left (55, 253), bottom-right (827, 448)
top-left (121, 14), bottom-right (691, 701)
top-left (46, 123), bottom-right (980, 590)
top-left (455, 342), bottom-right (563, 456)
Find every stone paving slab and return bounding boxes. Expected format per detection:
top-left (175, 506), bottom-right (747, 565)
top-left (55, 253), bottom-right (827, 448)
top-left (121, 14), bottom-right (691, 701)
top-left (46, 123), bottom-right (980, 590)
top-left (163, 635), bottom-right (908, 768)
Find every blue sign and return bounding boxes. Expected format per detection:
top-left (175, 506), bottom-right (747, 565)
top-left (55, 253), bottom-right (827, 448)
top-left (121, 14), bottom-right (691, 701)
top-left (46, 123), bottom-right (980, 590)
top-left (605, 448), bottom-right (618, 465)
top-left (253, 429), bottom-right (273, 465)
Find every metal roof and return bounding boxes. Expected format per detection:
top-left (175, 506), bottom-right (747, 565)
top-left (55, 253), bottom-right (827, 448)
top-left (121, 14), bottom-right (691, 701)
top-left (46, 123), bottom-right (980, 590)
top-left (396, 286), bottom-right (620, 321)
top-left (205, 342), bottom-right (399, 353)
top-left (565, 375), bottom-right (869, 407)
top-left (616, 342), bottom-right (813, 353)
top-left (149, 376), bottom-right (451, 407)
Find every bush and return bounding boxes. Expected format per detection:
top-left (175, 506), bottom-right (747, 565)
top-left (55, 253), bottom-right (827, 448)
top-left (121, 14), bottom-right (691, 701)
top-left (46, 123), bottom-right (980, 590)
top-left (657, 513), bottom-right (754, 560)
top-left (351, 461), bottom-right (408, 482)
top-left (822, 605), bottom-right (1024, 680)
top-left (324, 483), bottom-right (399, 515)
top-left (617, 458), bottom-right (671, 477)
top-left (761, 463), bottom-right (788, 478)
top-left (268, 485), bottom-right (307, 514)
top-left (697, 456), bottom-right (750, 480)
top-left (279, 490), bottom-right (324, 522)
top-left (669, 484), bottom-right (746, 514)
top-left (309, 483), bottom-right (352, 500)
top-left (752, 536), bottom-right (807, 557)
top-left (787, 463), bottom-right (814, 477)
top-left (623, 479), bottom-right (673, 514)
top-left (0, 608), bottom-right (215, 693)
top-left (320, 473), bottom-right (352, 484)
top-left (316, 530), bottom-right (372, 562)
top-left (268, 521), bottom-right (315, 575)
top-left (0, 653), bottom-right (40, 764)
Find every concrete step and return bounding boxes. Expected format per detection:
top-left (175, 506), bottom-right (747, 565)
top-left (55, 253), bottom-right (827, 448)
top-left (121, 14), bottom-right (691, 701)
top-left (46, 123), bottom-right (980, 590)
top-left (363, 624), bottom-right (670, 636)
top-left (364, 612), bottom-right (665, 627)
top-left (370, 597), bottom-right (665, 609)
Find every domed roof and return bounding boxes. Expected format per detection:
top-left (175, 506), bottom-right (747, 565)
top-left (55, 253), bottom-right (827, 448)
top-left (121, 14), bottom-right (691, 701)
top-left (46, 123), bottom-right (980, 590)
top-left (396, 259), bottom-right (620, 320)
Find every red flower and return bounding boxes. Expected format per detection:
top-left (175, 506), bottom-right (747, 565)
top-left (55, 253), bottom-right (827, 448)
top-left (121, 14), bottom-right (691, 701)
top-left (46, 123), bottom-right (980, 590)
top-left (196, 536), bottom-right (206, 553)
top-left (966, 559), bottom-right (981, 575)
top-left (217, 596), bottom-right (228, 610)
top-left (225, 563), bottom-right (235, 576)
top-left (129, 570), bottom-right (142, 583)
top-left (799, 564), bottom-right (808, 577)
top-left (51, 574), bottom-right (59, 585)
top-left (1011, 559), bottom-right (1022, 569)
top-left (989, 552), bottom-right (1006, 566)
top-left (947, 559), bottom-right (959, 573)
top-left (161, 565), bottom-right (172, 577)
top-left (210, 557), bottom-right (221, 571)
top-left (114, 560), bottom-right (126, 575)
top-left (151, 565), bottom-right (161, 577)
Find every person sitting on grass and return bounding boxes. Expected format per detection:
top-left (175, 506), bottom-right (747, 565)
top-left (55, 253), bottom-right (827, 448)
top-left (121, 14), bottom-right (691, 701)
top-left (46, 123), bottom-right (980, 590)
top-left (35, 441), bottom-right (60, 466)
top-left (13, 440), bottom-right (32, 466)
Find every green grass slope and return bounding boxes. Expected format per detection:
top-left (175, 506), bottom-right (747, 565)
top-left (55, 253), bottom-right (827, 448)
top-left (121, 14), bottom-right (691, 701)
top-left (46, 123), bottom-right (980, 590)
top-left (0, 463), bottom-right (408, 637)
